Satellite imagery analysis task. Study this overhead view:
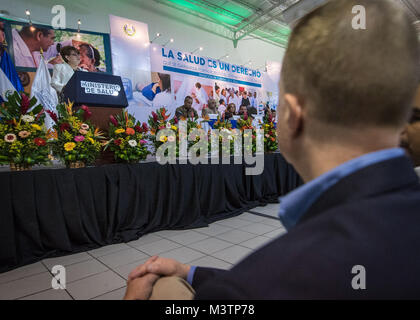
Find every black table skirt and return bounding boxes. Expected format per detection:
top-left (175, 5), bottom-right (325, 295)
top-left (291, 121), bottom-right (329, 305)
top-left (0, 153), bottom-right (302, 273)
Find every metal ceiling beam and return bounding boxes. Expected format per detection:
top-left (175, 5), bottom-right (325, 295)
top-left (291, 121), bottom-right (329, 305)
top-left (182, 0), bottom-right (246, 21)
top-left (234, 0), bottom-right (288, 33)
top-left (153, 0), bottom-right (289, 48)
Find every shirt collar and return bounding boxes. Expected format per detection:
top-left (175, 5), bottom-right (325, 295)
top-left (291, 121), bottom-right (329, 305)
top-left (12, 29), bottom-right (32, 59)
top-left (278, 148), bottom-right (405, 230)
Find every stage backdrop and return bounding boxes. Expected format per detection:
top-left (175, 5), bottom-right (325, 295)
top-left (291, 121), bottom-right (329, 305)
top-left (0, 17), bottom-right (112, 94)
top-left (109, 17), bottom-right (280, 123)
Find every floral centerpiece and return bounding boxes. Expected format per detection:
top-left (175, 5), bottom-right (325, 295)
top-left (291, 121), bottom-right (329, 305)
top-left (212, 114), bottom-right (235, 156)
top-left (0, 91), bottom-right (50, 170)
top-left (47, 101), bottom-right (103, 168)
top-left (237, 113), bottom-right (257, 154)
top-left (263, 112), bottom-right (278, 152)
top-left (148, 108), bottom-right (203, 158)
top-left (104, 111), bottom-right (149, 163)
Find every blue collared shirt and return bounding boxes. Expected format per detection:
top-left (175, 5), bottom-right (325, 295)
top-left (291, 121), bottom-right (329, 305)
top-left (187, 148), bottom-right (405, 285)
top-left (278, 148), bottom-right (405, 230)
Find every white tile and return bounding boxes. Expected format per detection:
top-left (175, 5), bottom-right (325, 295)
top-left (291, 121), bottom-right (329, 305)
top-left (65, 259), bottom-right (109, 283)
top-left (43, 252), bottom-right (93, 270)
top-left (194, 223), bottom-right (233, 237)
top-left (250, 204), bottom-right (280, 217)
top-left (92, 287), bottom-right (126, 300)
top-left (112, 257), bottom-right (150, 280)
top-left (20, 289), bottom-right (73, 300)
top-left (215, 217), bottom-right (254, 229)
top-left (153, 229), bottom-right (189, 238)
top-left (88, 243), bottom-right (131, 258)
top-left (187, 237), bottom-right (234, 254)
top-left (66, 270), bottom-right (126, 300)
top-left (127, 234), bottom-right (163, 248)
top-left (0, 262), bottom-right (48, 284)
top-left (237, 212), bottom-right (268, 223)
top-left (189, 256), bottom-right (232, 270)
top-left (239, 236), bottom-right (272, 250)
top-left (263, 228), bottom-right (288, 239)
top-left (211, 245), bottom-right (253, 265)
top-left (136, 239), bottom-right (182, 256)
top-left (159, 247), bottom-right (205, 264)
top-left (258, 217), bottom-right (284, 227)
top-left (215, 229), bottom-right (257, 244)
top-left (165, 231), bottom-right (209, 245)
top-left (238, 223), bottom-right (278, 235)
top-left (0, 272), bottom-right (53, 300)
top-left (97, 248), bottom-right (149, 269)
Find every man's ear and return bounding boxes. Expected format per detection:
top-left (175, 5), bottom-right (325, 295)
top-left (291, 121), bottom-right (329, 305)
top-left (284, 93), bottom-right (304, 137)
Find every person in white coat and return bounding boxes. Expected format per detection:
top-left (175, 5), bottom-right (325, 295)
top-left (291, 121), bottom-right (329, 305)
top-left (51, 46), bottom-right (86, 99)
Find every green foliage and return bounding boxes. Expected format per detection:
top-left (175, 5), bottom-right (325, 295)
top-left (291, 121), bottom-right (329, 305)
top-left (106, 110), bottom-right (149, 163)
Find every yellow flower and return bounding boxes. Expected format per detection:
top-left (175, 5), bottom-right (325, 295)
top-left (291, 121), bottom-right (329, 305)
top-left (171, 126), bottom-right (177, 131)
top-left (159, 136), bottom-right (167, 142)
top-left (64, 142), bottom-right (76, 151)
top-left (31, 124), bottom-right (41, 131)
top-left (88, 137), bottom-right (95, 144)
top-left (115, 128), bottom-right (125, 134)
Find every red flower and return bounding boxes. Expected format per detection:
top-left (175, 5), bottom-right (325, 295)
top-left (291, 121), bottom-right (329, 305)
top-left (34, 137), bottom-right (46, 146)
top-left (59, 122), bottom-right (71, 132)
top-left (35, 108), bottom-right (45, 121)
top-left (142, 122), bottom-right (148, 132)
top-left (134, 125), bottom-right (142, 133)
top-left (80, 105), bottom-right (92, 121)
top-left (114, 138), bottom-right (122, 146)
top-left (152, 111), bottom-right (158, 122)
top-left (173, 116), bottom-right (178, 124)
top-left (46, 110), bottom-right (58, 123)
top-left (21, 93), bottom-right (30, 114)
top-left (109, 115), bottom-right (118, 126)
top-left (126, 127), bottom-right (135, 135)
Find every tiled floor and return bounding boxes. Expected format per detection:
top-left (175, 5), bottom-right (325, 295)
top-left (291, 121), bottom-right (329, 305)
top-left (0, 205), bottom-right (286, 300)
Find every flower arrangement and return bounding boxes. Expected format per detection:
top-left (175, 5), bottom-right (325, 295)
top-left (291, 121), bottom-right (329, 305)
top-left (0, 91), bottom-right (50, 170)
top-left (47, 101), bottom-right (103, 167)
top-left (263, 112), bottom-right (278, 152)
top-left (148, 108), bottom-right (204, 157)
top-left (237, 113), bottom-right (257, 154)
top-left (105, 111), bottom-right (149, 163)
top-left (212, 114), bottom-right (235, 156)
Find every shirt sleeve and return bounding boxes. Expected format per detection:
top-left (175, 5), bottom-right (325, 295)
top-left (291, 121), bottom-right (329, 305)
top-left (187, 266), bottom-right (197, 285)
top-left (50, 65), bottom-right (65, 93)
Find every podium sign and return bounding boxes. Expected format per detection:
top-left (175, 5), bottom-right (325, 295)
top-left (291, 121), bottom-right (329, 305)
top-left (63, 71), bottom-right (128, 108)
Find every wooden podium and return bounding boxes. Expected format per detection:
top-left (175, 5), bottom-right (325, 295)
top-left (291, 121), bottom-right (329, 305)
top-left (63, 71), bottom-right (128, 165)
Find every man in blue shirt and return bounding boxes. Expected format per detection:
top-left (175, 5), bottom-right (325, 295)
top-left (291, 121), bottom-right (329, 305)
top-left (124, 0), bottom-right (420, 299)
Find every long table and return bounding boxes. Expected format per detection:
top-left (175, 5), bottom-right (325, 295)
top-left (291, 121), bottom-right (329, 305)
top-left (0, 153), bottom-right (302, 273)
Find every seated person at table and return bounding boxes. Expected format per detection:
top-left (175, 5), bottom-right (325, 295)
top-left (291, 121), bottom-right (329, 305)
top-left (201, 98), bottom-right (218, 118)
top-left (237, 104), bottom-right (248, 117)
top-left (218, 99), bottom-right (226, 115)
top-left (247, 105), bottom-right (258, 116)
top-left (123, 0), bottom-right (420, 299)
top-left (175, 96), bottom-right (198, 119)
top-left (401, 105), bottom-right (420, 178)
top-left (224, 103), bottom-right (236, 120)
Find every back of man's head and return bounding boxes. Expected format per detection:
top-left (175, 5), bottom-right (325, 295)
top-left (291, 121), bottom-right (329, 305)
top-left (20, 26), bottom-right (51, 39)
top-left (282, 0), bottom-right (419, 132)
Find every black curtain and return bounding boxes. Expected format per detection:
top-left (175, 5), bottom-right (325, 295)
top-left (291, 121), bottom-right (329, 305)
top-left (0, 153), bottom-right (302, 273)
